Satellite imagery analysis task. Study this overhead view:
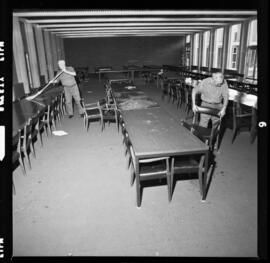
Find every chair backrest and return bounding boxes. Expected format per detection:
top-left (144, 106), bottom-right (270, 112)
top-left (129, 144), bottom-right (136, 169)
top-left (82, 101), bottom-right (101, 116)
top-left (21, 119), bottom-right (32, 148)
top-left (44, 105), bottom-right (51, 119)
top-left (195, 106), bottom-right (220, 118)
top-left (13, 131), bottom-right (20, 150)
top-left (98, 98), bottom-right (107, 109)
top-left (30, 115), bottom-right (39, 131)
top-left (25, 119), bottom-right (32, 135)
top-left (191, 108), bottom-right (222, 148)
top-left (180, 119), bottom-right (192, 131)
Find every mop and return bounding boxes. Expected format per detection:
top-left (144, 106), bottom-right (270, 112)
top-left (26, 70), bottom-right (64, 101)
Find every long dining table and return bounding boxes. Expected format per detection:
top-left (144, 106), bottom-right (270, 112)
top-left (110, 81), bottom-right (159, 111)
top-left (13, 85), bottom-right (63, 137)
top-left (109, 80), bottom-right (209, 207)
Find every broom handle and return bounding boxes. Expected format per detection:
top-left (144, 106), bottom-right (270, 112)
top-left (26, 70), bottom-right (64, 100)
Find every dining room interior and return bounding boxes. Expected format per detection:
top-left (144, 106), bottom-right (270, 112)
top-left (10, 8), bottom-right (267, 258)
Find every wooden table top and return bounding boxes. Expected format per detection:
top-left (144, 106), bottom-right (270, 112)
top-left (122, 107), bottom-right (208, 158)
top-left (143, 65), bottom-right (162, 69)
top-left (111, 82), bottom-right (159, 111)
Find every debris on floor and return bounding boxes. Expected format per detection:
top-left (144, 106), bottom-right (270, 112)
top-left (52, 130), bottom-right (68, 136)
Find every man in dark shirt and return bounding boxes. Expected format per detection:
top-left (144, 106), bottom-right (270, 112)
top-left (192, 72), bottom-right (229, 128)
top-left (55, 60), bottom-right (84, 118)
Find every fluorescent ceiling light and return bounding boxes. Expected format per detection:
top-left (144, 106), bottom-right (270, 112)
top-left (61, 33), bottom-right (190, 38)
top-left (40, 22), bottom-right (226, 28)
top-left (55, 29), bottom-right (200, 35)
top-left (13, 10), bottom-right (257, 17)
top-left (26, 17), bottom-right (248, 23)
top-left (48, 26), bottom-right (212, 32)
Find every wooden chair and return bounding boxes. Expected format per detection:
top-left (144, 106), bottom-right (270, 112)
top-left (55, 94), bottom-right (63, 121)
top-left (181, 106), bottom-right (222, 151)
top-left (161, 79), bottom-right (170, 102)
top-left (169, 84), bottom-right (179, 105)
top-left (51, 98), bottom-right (61, 128)
top-left (177, 82), bottom-right (186, 109)
top-left (81, 100), bottom-right (104, 131)
top-left (170, 153), bottom-right (208, 200)
top-left (20, 120), bottom-right (35, 169)
top-left (231, 101), bottom-right (253, 143)
top-left (36, 109), bottom-right (47, 145)
top-left (129, 145), bottom-right (171, 205)
top-left (99, 98), bottom-right (120, 131)
top-left (29, 115), bottom-right (39, 155)
top-left (59, 92), bottom-right (67, 117)
top-left (184, 84), bottom-right (193, 118)
top-left (104, 84), bottom-right (114, 104)
top-left (13, 130), bottom-right (26, 176)
top-left (41, 104), bottom-right (55, 136)
top-left (13, 130), bottom-right (26, 194)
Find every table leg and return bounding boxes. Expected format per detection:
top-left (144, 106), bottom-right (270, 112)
top-left (135, 157), bottom-right (141, 207)
top-left (250, 107), bottom-right (257, 143)
top-left (202, 151), bottom-right (209, 200)
top-left (99, 72), bottom-right (101, 82)
top-left (131, 70), bottom-right (135, 83)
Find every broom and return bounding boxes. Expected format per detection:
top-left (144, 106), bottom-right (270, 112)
top-left (26, 70), bottom-right (64, 101)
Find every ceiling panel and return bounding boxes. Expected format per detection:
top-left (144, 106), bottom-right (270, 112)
top-left (13, 9), bottom-right (257, 38)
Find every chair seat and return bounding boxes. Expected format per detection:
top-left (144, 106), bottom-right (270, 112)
top-left (103, 110), bottom-right (115, 118)
top-left (191, 124), bottom-right (211, 137)
top-left (173, 156), bottom-right (200, 170)
top-left (139, 161), bottom-right (167, 175)
top-left (86, 108), bottom-right (100, 115)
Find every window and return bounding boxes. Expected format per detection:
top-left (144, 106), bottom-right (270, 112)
top-left (227, 24), bottom-right (241, 70)
top-left (245, 19), bottom-right (257, 79)
top-left (213, 28), bottom-right (224, 68)
top-left (192, 33), bottom-right (199, 66)
top-left (202, 31), bottom-right (210, 67)
top-left (185, 35), bottom-right (191, 66)
top-left (247, 19), bottom-right (257, 46)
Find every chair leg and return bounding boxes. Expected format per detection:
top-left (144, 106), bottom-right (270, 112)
top-left (101, 119), bottom-right (105, 132)
top-left (130, 169), bottom-right (135, 186)
top-left (198, 155), bottom-right (205, 199)
top-left (25, 150), bottom-right (31, 170)
top-left (12, 178), bottom-right (16, 195)
top-left (19, 156), bottom-right (26, 175)
top-left (83, 117), bottom-right (86, 129)
top-left (44, 124), bottom-right (49, 137)
top-left (31, 142), bottom-right (36, 158)
top-left (52, 118), bottom-right (56, 131)
top-left (198, 168), bottom-right (203, 198)
top-left (167, 172), bottom-right (171, 202)
top-left (231, 128), bottom-right (238, 143)
top-left (47, 122), bottom-right (52, 135)
top-left (39, 131), bottom-right (43, 147)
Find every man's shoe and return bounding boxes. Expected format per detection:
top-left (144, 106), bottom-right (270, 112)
top-left (68, 115), bottom-right (74, 119)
